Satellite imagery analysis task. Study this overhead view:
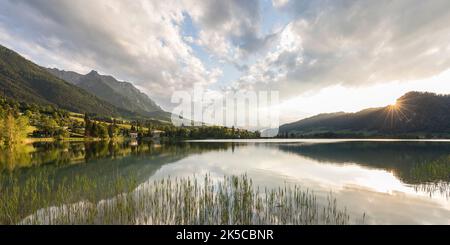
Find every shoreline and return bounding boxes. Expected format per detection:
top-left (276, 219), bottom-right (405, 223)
top-left (24, 137), bottom-right (128, 144)
top-left (185, 138), bottom-right (450, 143)
top-left (23, 136), bottom-right (450, 145)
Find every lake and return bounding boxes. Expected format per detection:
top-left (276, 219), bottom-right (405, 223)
top-left (1, 139), bottom-right (449, 224)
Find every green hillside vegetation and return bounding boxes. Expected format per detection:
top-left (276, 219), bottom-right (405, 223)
top-left (0, 45), bottom-right (137, 118)
top-left (0, 96), bottom-right (259, 143)
top-left (279, 92), bottom-right (450, 138)
top-left (0, 96), bottom-right (154, 141)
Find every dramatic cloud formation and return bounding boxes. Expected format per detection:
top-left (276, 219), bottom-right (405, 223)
top-left (236, 0), bottom-right (450, 98)
top-left (0, 0), bottom-right (221, 107)
top-left (1, 0), bottom-right (450, 120)
top-left (0, 0), bottom-right (279, 108)
top-left (190, 0), bottom-right (261, 57)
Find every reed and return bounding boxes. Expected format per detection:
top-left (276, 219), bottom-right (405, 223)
top-left (1, 173), bottom-right (354, 225)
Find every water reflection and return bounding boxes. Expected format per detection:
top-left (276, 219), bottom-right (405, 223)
top-left (0, 141), bottom-right (237, 202)
top-left (276, 141), bottom-right (450, 184)
top-left (1, 140), bottom-right (449, 224)
top-left (148, 141), bottom-right (450, 224)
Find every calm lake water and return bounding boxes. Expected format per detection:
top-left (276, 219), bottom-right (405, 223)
top-left (1, 139), bottom-right (449, 224)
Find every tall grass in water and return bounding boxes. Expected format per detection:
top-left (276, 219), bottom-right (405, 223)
top-left (0, 171), bottom-right (135, 224)
top-left (1, 174), bottom-right (352, 225)
top-left (414, 182), bottom-right (450, 199)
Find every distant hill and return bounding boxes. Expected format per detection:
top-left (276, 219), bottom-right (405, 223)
top-left (0, 44), bottom-right (138, 117)
top-left (47, 68), bottom-right (171, 121)
top-left (279, 92), bottom-right (450, 138)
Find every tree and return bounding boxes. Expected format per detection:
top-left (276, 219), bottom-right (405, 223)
top-left (55, 128), bottom-right (70, 139)
top-left (136, 121), bottom-right (141, 131)
top-left (108, 124), bottom-right (114, 138)
top-left (97, 123), bottom-right (108, 139)
top-left (91, 122), bottom-right (98, 137)
top-left (0, 112), bottom-right (29, 146)
top-left (84, 114), bottom-right (92, 137)
top-left (34, 115), bottom-right (60, 138)
top-left (108, 123), bottom-right (118, 138)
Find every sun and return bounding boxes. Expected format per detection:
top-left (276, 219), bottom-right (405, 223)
top-left (389, 99), bottom-right (399, 108)
top-left (389, 103), bottom-right (399, 110)
top-left (383, 97), bottom-right (411, 128)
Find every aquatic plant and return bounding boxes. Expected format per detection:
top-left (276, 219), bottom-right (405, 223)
top-left (1, 173), bottom-right (354, 225)
top-left (413, 182), bottom-right (450, 199)
top-left (410, 156), bottom-right (450, 183)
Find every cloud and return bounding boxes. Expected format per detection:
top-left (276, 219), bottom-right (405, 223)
top-left (272, 0), bottom-right (290, 9)
top-left (187, 0), bottom-right (279, 60)
top-left (234, 0), bottom-right (450, 100)
top-left (0, 0), bottom-right (221, 109)
top-left (2, 0), bottom-right (450, 115)
top-left (0, 0), bottom-right (282, 109)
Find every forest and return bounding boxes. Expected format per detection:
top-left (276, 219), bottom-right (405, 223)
top-left (0, 96), bottom-right (260, 146)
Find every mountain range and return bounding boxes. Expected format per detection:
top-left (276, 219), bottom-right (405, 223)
top-left (47, 68), bottom-right (170, 120)
top-left (279, 92), bottom-right (450, 138)
top-left (0, 44), bottom-right (170, 121)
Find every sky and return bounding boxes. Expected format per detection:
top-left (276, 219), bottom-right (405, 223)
top-left (1, 0), bottom-right (450, 124)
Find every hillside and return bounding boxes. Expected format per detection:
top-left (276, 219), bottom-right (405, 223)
top-left (279, 92), bottom-right (450, 138)
top-left (0, 44), bottom-right (136, 117)
top-left (47, 68), bottom-right (170, 120)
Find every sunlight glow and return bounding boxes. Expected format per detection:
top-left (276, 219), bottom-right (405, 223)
top-left (278, 69), bottom-right (450, 123)
top-left (389, 98), bottom-right (399, 107)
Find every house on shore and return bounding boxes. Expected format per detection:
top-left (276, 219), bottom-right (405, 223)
top-left (151, 130), bottom-right (165, 138)
top-left (128, 130), bottom-right (164, 139)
